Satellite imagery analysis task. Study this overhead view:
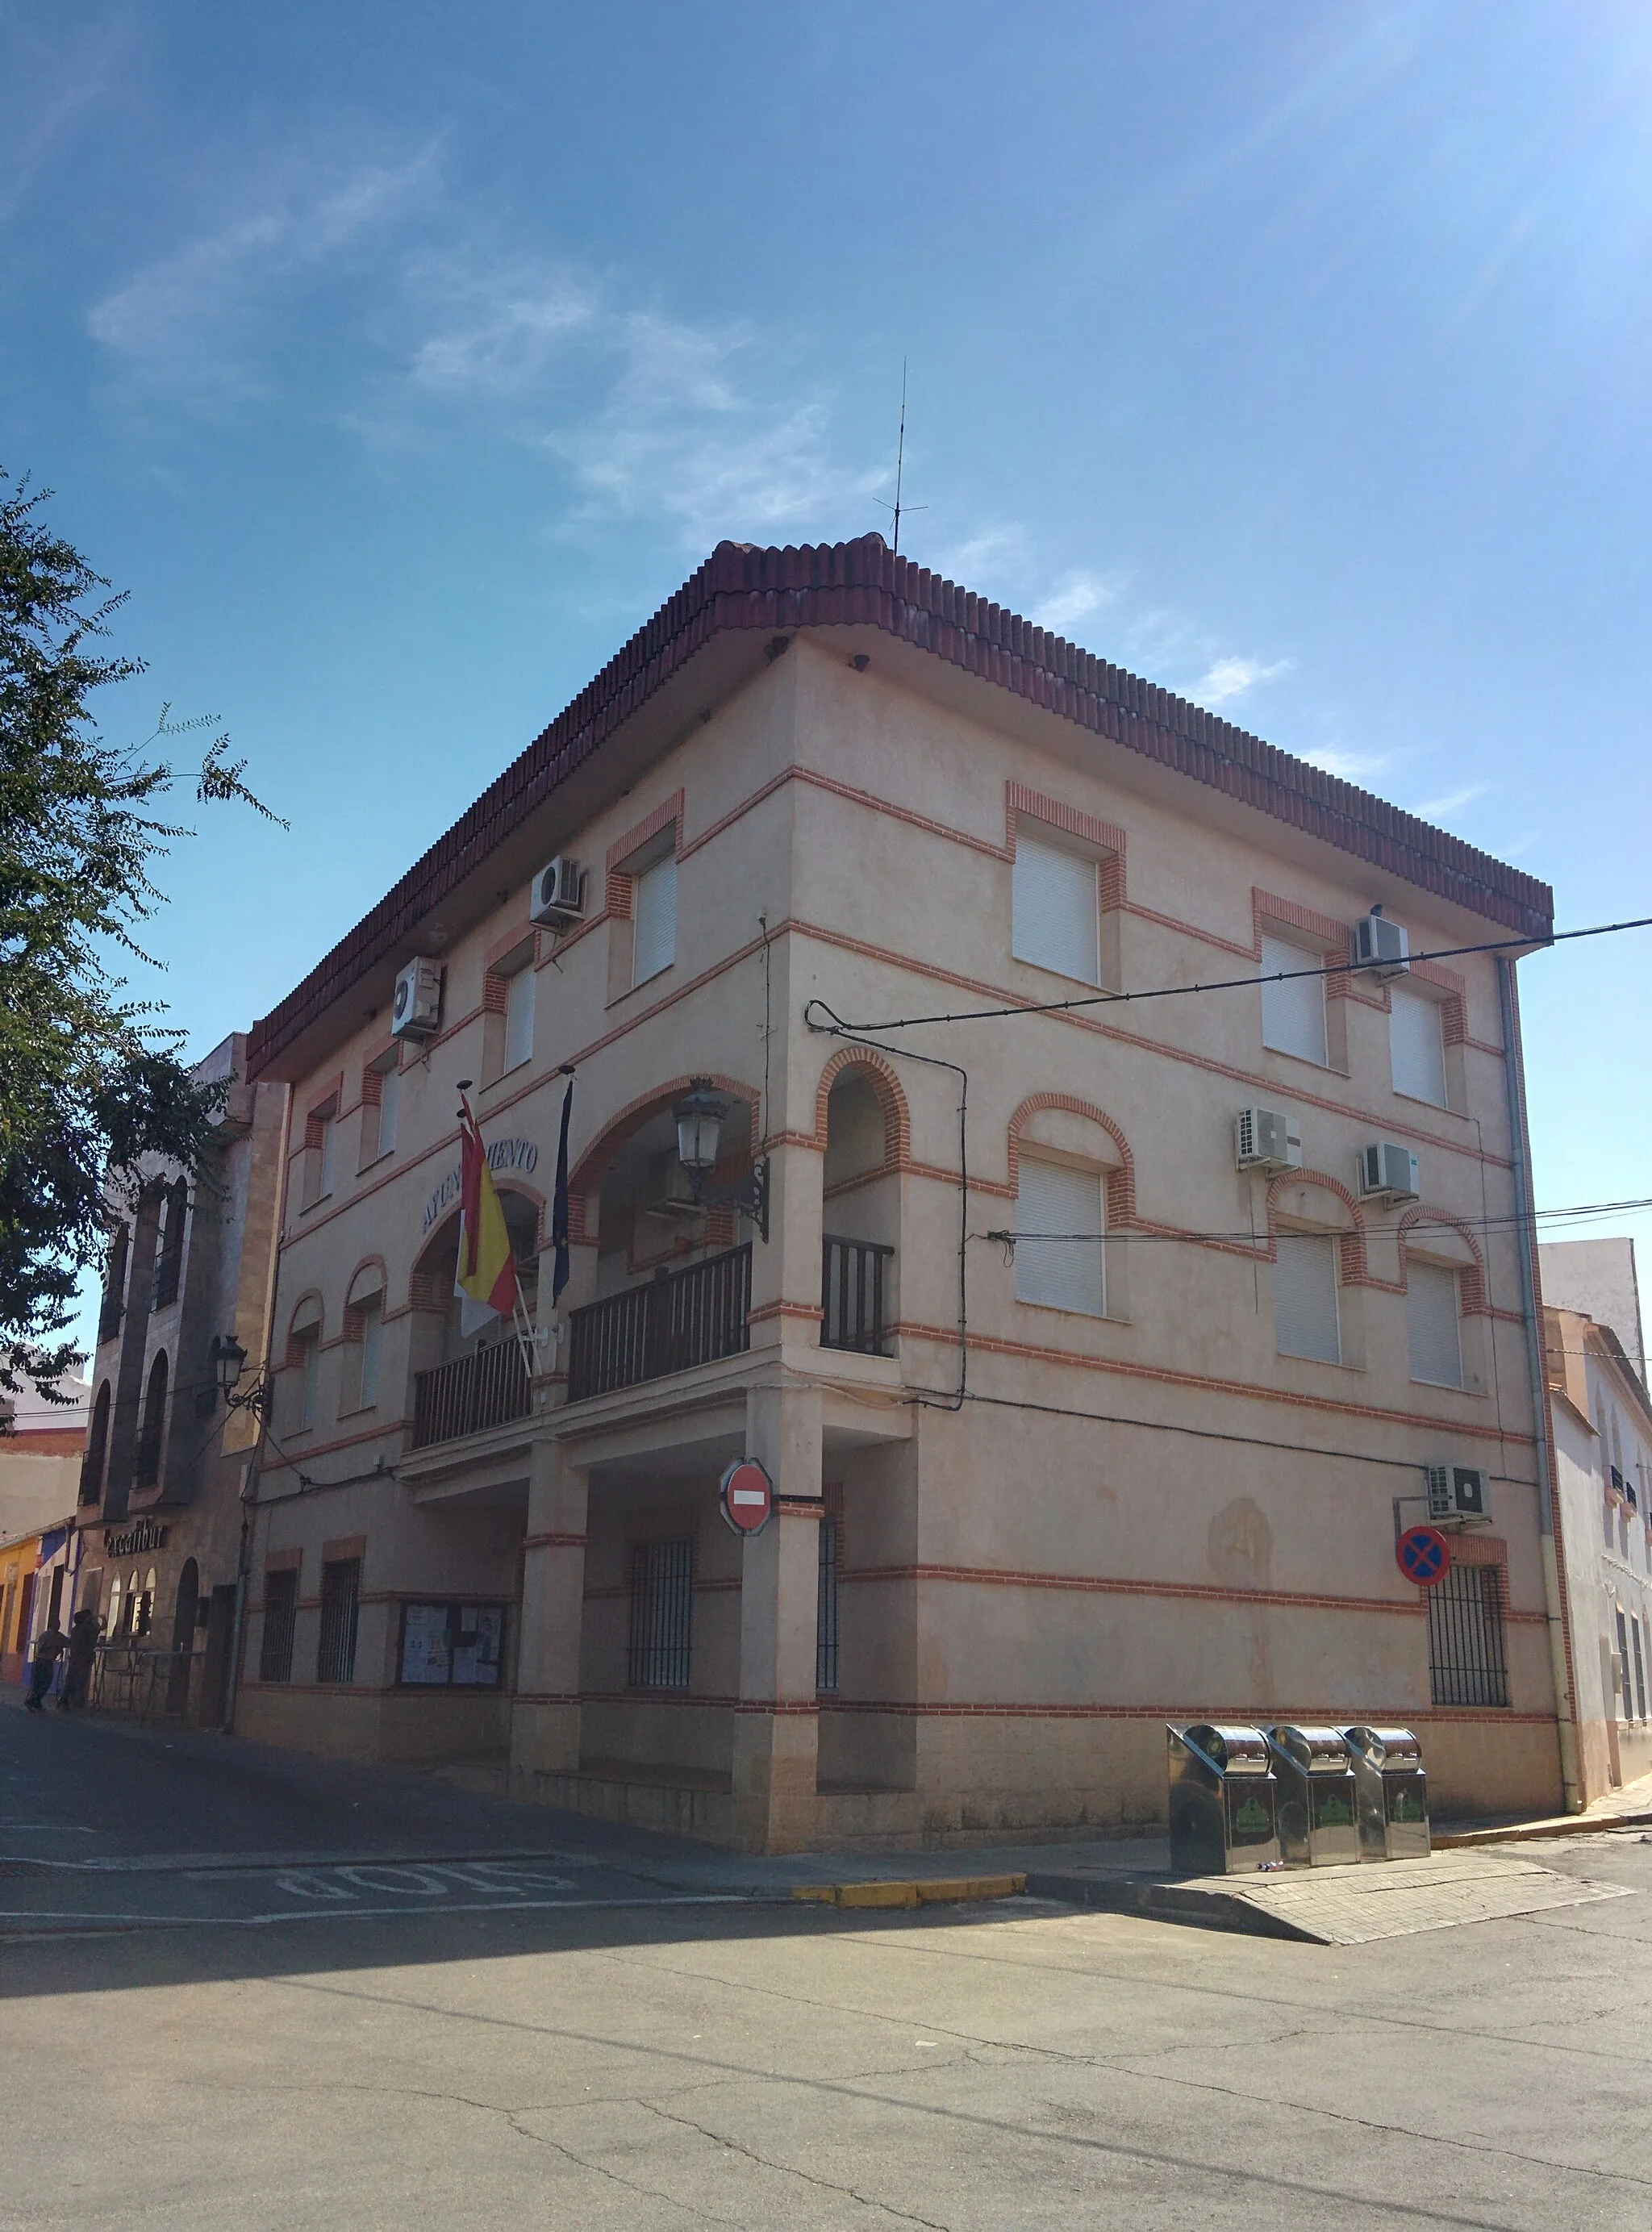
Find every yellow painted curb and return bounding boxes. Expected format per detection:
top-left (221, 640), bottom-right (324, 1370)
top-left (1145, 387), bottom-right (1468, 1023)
top-left (791, 1874), bottom-right (1026, 1909)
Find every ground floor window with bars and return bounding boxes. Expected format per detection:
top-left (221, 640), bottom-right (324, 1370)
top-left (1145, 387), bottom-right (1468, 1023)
top-left (816, 1515), bottom-right (840, 1692)
top-left (627, 1539), bottom-right (692, 1688)
top-left (317, 1557), bottom-right (361, 1685)
top-left (1427, 1562), bottom-right (1508, 1708)
top-left (260, 1568), bottom-right (298, 1682)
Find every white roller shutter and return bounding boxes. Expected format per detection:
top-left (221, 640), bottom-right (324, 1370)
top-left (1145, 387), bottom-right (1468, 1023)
top-left (1408, 1262), bottom-right (1462, 1387)
top-left (1260, 932), bottom-right (1328, 1066)
top-left (1390, 984), bottom-right (1447, 1106)
top-left (1015, 1159), bottom-right (1106, 1316)
top-left (503, 963), bottom-right (536, 1070)
top-left (632, 853), bottom-right (677, 985)
top-left (1274, 1232), bottom-right (1341, 1363)
top-left (1013, 833), bottom-right (1099, 985)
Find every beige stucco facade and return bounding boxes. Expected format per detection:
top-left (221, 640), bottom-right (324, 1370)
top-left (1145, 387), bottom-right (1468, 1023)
top-left (1545, 1286), bottom-right (1652, 1799)
top-left (233, 536), bottom-right (1567, 1850)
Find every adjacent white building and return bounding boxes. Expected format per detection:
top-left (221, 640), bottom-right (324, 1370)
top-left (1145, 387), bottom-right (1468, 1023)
top-left (1543, 1237), bottom-right (1652, 1793)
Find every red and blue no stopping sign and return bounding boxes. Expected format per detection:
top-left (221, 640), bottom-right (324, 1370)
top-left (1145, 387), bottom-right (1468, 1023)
top-left (1396, 1525), bottom-right (1451, 1587)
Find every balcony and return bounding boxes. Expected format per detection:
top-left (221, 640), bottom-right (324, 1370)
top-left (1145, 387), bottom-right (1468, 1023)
top-left (413, 1340), bottom-right (532, 1450)
top-left (568, 1244), bottom-right (751, 1403)
top-left (820, 1234), bottom-right (895, 1356)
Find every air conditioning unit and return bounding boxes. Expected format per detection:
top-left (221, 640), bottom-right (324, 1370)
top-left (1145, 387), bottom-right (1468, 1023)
top-left (1235, 1106), bottom-right (1303, 1174)
top-left (531, 857), bottom-right (586, 928)
top-left (1426, 1464), bottom-right (1489, 1526)
top-left (1353, 912), bottom-right (1409, 978)
top-left (1358, 1141), bottom-right (1420, 1202)
top-left (390, 957), bottom-right (443, 1041)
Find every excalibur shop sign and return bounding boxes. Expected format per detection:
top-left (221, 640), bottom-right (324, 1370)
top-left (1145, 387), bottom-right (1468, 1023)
top-left (422, 1136), bottom-right (539, 1232)
top-left (104, 1517), bottom-right (168, 1558)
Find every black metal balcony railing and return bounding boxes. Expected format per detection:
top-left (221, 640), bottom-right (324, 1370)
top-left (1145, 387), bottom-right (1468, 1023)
top-left (152, 1253), bottom-right (181, 1311)
top-left (97, 1296), bottom-right (123, 1345)
top-left (413, 1339), bottom-right (532, 1449)
top-left (568, 1244), bottom-right (752, 1403)
top-left (820, 1234), bottom-right (895, 1355)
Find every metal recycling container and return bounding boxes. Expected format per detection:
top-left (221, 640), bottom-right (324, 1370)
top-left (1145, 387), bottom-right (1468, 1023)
top-left (1343, 1725), bottom-right (1429, 1861)
top-left (1167, 1724), bottom-right (1280, 1875)
top-left (1266, 1725), bottom-right (1362, 1867)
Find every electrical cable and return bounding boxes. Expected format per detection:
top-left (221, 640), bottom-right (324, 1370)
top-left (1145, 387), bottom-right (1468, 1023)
top-left (891, 1375), bottom-right (1533, 1484)
top-left (978, 1192), bottom-right (1652, 1248)
top-left (805, 912), bottom-right (1652, 1036)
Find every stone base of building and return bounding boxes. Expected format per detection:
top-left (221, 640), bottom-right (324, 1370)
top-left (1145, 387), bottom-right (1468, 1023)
top-left (234, 1681), bottom-right (509, 1766)
top-left (228, 1692), bottom-right (1569, 1854)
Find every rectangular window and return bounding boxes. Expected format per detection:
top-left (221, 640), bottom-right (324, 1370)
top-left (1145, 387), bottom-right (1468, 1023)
top-left (317, 1558), bottom-right (361, 1684)
top-left (357, 1297), bottom-right (382, 1408)
top-left (1012, 832), bottom-right (1099, 985)
top-left (1616, 1609), bottom-right (1632, 1718)
top-left (375, 1062), bottom-right (400, 1158)
top-left (316, 1112), bottom-right (337, 1200)
top-left (1633, 1617), bottom-right (1648, 1721)
top-left (503, 962), bottom-right (536, 1072)
top-left (1391, 984), bottom-right (1448, 1106)
top-left (1274, 1232), bottom-right (1341, 1364)
top-left (1260, 932), bottom-right (1328, 1066)
top-left (632, 852), bottom-right (677, 986)
top-left (1428, 1565), bottom-right (1508, 1708)
top-left (294, 1329), bottom-right (320, 1431)
top-left (1407, 1262), bottom-right (1462, 1388)
top-left (260, 1569), bottom-right (298, 1683)
top-left (626, 1538), bottom-right (692, 1688)
top-left (397, 1601), bottom-right (507, 1688)
top-left (1015, 1160), bottom-right (1106, 1316)
top-left (816, 1516), bottom-right (840, 1693)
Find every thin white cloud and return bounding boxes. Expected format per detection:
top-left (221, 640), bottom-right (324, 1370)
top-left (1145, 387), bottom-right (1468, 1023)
top-left (1035, 569), bottom-right (1118, 635)
top-left (1412, 781), bottom-right (1489, 823)
top-left (1191, 654), bottom-right (1290, 707)
top-left (401, 259), bottom-right (881, 547)
top-left (405, 253), bottom-right (598, 396)
top-left (1296, 744), bottom-right (1389, 782)
top-left (88, 146), bottom-right (441, 394)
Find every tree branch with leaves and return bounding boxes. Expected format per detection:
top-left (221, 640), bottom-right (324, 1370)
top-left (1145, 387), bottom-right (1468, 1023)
top-left (0, 468), bottom-right (283, 1404)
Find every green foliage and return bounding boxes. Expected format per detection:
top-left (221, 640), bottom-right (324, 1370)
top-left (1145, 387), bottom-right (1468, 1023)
top-left (0, 469), bottom-right (281, 1403)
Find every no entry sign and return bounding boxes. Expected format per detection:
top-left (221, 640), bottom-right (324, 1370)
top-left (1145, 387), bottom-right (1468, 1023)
top-left (719, 1458), bottom-right (774, 1537)
top-left (1396, 1525), bottom-right (1452, 1587)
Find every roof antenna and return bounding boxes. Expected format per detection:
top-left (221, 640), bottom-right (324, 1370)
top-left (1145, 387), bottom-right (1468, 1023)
top-left (874, 360), bottom-right (925, 557)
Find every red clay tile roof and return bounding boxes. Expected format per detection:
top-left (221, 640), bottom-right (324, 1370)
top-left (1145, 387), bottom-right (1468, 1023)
top-left (246, 533), bottom-right (1552, 1078)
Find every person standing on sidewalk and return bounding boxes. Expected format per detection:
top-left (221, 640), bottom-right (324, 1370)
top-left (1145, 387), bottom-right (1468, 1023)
top-left (58, 1607), bottom-right (100, 1710)
top-left (25, 1622), bottom-right (69, 1711)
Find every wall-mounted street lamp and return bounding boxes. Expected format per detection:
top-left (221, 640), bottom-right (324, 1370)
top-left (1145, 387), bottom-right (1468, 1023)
top-left (208, 1333), bottom-right (267, 1418)
top-left (673, 1079), bottom-right (770, 1243)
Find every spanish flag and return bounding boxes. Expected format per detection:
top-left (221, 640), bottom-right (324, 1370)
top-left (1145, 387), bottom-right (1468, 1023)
top-left (456, 1095), bottom-right (520, 1323)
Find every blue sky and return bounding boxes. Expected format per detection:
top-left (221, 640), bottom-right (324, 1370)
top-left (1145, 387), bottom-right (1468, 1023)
top-left (4, 2), bottom-right (1649, 1356)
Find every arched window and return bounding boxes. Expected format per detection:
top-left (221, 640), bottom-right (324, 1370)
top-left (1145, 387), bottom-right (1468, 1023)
top-left (80, 1383), bottom-right (111, 1506)
top-left (152, 1179), bottom-right (189, 1310)
top-left (107, 1573), bottom-right (123, 1637)
top-left (98, 1225), bottom-right (130, 1345)
top-left (135, 1567), bottom-right (156, 1639)
top-left (136, 1352), bottom-right (169, 1487)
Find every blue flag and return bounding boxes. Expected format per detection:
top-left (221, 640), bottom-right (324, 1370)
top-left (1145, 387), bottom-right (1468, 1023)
top-left (551, 1072), bottom-right (574, 1301)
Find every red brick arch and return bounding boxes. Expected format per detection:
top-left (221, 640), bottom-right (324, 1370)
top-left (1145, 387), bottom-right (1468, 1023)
top-left (568, 1072), bottom-right (761, 1213)
top-left (1397, 1205), bottom-right (1488, 1314)
top-left (1266, 1170), bottom-right (1370, 1283)
top-left (813, 1047), bottom-right (912, 1172)
top-left (1007, 1094), bottom-right (1137, 1228)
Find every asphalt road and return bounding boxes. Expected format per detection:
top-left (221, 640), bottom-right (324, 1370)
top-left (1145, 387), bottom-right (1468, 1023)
top-left (4, 1700), bottom-right (1652, 2230)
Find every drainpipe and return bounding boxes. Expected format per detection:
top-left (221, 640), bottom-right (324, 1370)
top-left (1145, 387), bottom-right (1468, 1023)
top-left (1498, 953), bottom-right (1582, 1813)
top-left (222, 1453), bottom-right (258, 1733)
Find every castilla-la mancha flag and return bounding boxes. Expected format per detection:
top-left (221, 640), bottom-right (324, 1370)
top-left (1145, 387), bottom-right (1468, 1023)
top-left (456, 1096), bottom-right (519, 1323)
